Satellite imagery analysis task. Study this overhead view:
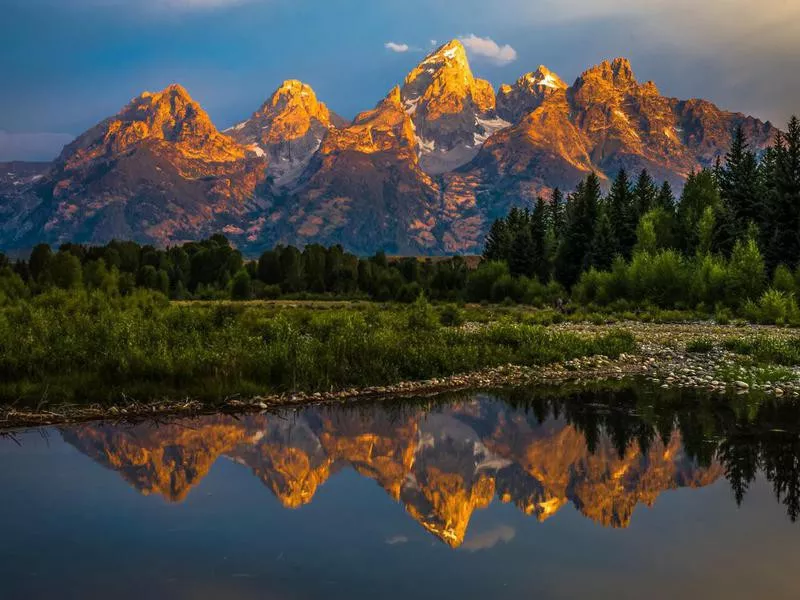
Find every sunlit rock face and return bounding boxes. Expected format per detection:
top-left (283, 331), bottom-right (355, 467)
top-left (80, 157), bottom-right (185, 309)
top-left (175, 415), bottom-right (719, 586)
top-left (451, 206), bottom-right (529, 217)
top-left (61, 398), bottom-right (722, 546)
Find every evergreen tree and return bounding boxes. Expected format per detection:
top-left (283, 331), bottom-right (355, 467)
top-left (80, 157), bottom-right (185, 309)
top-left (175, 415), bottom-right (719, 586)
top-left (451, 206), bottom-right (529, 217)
top-left (555, 174), bottom-right (601, 287)
top-left (633, 169), bottom-right (658, 220)
top-left (607, 169), bottom-right (636, 258)
top-left (509, 227), bottom-right (536, 278)
top-left (717, 126), bottom-right (764, 255)
top-left (766, 117), bottom-right (800, 269)
top-left (656, 181), bottom-right (675, 212)
top-left (590, 206), bottom-right (616, 270)
top-left (483, 218), bottom-right (512, 262)
top-left (550, 188), bottom-right (565, 237)
top-left (531, 197), bottom-right (550, 282)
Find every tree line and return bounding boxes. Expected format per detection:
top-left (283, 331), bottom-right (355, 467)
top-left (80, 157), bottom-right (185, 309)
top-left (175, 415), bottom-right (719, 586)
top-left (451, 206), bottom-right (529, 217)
top-left (0, 234), bottom-right (474, 304)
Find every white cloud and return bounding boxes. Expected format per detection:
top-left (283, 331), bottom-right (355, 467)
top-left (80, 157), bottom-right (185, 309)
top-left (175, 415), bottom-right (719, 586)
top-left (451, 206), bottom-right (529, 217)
top-left (0, 131), bottom-right (74, 162)
top-left (385, 42), bottom-right (410, 53)
top-left (459, 34), bottom-right (517, 66)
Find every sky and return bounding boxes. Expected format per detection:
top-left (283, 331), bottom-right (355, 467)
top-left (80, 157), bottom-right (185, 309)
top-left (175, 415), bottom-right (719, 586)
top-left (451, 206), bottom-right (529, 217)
top-left (1, 0), bottom-right (799, 161)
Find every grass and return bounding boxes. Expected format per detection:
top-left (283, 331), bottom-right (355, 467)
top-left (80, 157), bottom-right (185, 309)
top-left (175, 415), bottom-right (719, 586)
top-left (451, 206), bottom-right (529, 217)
top-left (686, 337), bottom-right (716, 353)
top-left (723, 336), bottom-right (800, 366)
top-left (0, 290), bottom-right (636, 405)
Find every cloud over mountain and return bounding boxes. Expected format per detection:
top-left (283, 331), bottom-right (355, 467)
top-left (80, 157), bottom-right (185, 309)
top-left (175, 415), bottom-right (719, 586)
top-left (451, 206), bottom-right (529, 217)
top-left (459, 34), bottom-right (517, 65)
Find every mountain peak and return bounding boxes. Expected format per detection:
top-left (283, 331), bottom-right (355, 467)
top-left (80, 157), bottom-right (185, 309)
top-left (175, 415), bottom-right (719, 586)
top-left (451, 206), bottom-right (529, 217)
top-left (225, 79), bottom-right (335, 185)
top-left (525, 66), bottom-right (567, 90)
top-left (579, 57), bottom-right (638, 87)
top-left (400, 39), bottom-right (499, 174)
top-left (496, 66), bottom-right (567, 122)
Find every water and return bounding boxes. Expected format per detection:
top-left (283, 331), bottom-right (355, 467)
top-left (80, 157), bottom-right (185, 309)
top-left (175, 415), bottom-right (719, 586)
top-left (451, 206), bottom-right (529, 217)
top-left (2, 386), bottom-right (800, 599)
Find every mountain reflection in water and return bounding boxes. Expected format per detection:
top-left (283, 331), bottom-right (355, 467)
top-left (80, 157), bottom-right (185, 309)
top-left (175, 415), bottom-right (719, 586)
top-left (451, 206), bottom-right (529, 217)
top-left (55, 387), bottom-right (800, 546)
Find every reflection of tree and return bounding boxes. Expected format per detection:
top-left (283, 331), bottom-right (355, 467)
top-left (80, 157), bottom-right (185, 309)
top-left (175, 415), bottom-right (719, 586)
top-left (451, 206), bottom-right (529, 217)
top-left (492, 385), bottom-right (800, 523)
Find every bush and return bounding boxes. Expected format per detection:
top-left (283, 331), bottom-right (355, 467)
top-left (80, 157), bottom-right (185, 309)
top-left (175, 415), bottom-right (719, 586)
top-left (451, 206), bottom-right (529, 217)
top-left (752, 289), bottom-right (798, 325)
top-left (406, 294), bottom-right (439, 330)
top-left (466, 262), bottom-right (509, 302)
top-left (686, 337), bottom-right (715, 353)
top-left (439, 304), bottom-right (465, 327)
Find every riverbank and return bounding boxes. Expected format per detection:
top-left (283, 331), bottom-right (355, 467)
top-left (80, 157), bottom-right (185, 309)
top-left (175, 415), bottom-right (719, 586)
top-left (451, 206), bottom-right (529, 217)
top-left (4, 319), bottom-right (800, 430)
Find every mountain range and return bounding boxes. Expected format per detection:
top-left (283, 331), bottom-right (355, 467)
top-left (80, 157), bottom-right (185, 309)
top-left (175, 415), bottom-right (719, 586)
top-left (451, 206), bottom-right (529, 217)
top-left (0, 40), bottom-right (778, 255)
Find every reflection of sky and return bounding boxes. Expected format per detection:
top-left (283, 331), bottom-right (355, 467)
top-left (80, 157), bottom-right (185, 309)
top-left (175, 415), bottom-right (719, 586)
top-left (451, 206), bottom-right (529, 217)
top-left (1, 0), bottom-right (799, 160)
top-left (1, 423), bottom-right (799, 599)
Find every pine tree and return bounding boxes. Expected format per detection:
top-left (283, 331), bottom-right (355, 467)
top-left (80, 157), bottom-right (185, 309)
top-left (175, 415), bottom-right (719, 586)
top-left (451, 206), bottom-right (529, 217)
top-left (766, 117), bottom-right (800, 269)
top-left (633, 169), bottom-right (658, 220)
top-left (483, 218), bottom-right (512, 262)
top-left (590, 206), bottom-right (616, 270)
top-left (509, 227), bottom-right (536, 278)
top-left (555, 174), bottom-right (601, 287)
top-left (550, 188), bottom-right (565, 237)
top-left (531, 197), bottom-right (550, 282)
top-left (717, 126), bottom-right (764, 255)
top-left (607, 169), bottom-right (636, 258)
top-left (656, 181), bottom-right (675, 212)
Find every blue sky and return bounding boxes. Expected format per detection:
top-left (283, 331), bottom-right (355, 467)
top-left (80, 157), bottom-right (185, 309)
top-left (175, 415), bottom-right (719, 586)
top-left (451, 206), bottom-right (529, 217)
top-left (1, 0), bottom-right (799, 161)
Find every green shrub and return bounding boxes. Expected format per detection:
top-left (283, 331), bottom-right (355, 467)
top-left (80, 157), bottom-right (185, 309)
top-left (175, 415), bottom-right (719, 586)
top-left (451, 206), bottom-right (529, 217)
top-left (439, 304), bottom-right (465, 327)
top-left (686, 337), bottom-right (715, 353)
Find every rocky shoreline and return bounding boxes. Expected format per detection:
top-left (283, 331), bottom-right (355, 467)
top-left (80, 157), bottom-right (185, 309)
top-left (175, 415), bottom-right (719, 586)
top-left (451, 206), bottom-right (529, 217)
top-left (3, 321), bottom-right (800, 431)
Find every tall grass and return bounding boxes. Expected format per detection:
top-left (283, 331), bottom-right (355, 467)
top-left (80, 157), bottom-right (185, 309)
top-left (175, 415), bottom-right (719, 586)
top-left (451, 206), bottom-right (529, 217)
top-left (0, 290), bottom-right (635, 401)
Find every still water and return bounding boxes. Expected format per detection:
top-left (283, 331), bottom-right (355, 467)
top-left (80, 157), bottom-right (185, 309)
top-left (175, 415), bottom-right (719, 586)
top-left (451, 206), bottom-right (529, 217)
top-left (2, 387), bottom-right (800, 599)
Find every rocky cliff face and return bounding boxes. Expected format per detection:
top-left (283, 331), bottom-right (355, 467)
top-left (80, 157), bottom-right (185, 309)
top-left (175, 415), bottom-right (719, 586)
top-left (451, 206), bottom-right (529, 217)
top-left (61, 400), bottom-right (722, 546)
top-left (0, 43), bottom-right (779, 255)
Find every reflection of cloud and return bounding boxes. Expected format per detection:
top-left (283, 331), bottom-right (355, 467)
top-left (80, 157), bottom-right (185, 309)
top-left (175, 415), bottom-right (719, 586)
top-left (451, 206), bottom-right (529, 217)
top-left (385, 42), bottom-right (410, 53)
top-left (459, 34), bottom-right (517, 66)
top-left (461, 525), bottom-right (515, 552)
top-left (385, 535), bottom-right (409, 545)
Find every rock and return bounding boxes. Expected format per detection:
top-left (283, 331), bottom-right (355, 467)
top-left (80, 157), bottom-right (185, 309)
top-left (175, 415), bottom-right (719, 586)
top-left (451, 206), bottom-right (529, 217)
top-left (734, 381), bottom-right (750, 389)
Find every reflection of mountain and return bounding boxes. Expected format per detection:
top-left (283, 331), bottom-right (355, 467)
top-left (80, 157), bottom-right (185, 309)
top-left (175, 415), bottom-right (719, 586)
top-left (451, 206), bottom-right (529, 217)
top-left (61, 396), bottom-right (726, 546)
top-left (61, 417), bottom-right (249, 502)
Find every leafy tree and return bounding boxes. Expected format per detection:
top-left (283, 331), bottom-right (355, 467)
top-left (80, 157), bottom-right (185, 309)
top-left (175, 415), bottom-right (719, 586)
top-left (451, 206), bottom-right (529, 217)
top-left (29, 243), bottom-right (53, 284)
top-left (50, 251), bottom-right (83, 289)
top-left (231, 270), bottom-right (253, 300)
top-left (676, 170), bottom-right (720, 255)
top-left (726, 228), bottom-right (767, 307)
